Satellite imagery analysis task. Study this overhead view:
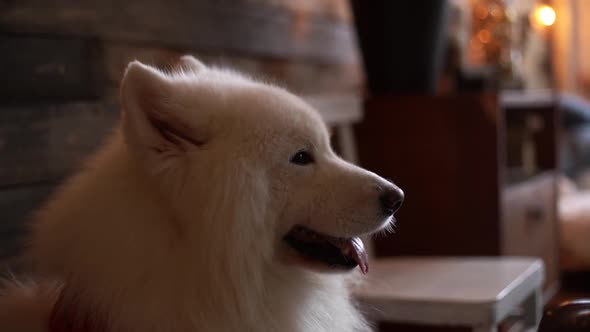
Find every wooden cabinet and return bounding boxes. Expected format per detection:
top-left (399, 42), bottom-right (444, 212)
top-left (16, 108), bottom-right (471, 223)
top-left (355, 92), bottom-right (561, 299)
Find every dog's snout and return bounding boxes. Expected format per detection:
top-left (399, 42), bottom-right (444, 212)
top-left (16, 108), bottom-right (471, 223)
top-left (379, 186), bottom-right (404, 216)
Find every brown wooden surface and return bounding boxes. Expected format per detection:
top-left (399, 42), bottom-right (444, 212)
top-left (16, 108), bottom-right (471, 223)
top-left (1, 35), bottom-right (103, 101)
top-left (0, 102), bottom-right (118, 187)
top-left (0, 0), bottom-right (358, 64)
top-left (0, 184), bottom-right (55, 259)
top-left (2, 35), bottom-right (362, 101)
top-left (356, 94), bottom-right (503, 257)
top-left (98, 43), bottom-right (362, 102)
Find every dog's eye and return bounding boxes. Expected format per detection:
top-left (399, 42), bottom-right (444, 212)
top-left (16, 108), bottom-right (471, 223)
top-left (290, 150), bottom-right (315, 166)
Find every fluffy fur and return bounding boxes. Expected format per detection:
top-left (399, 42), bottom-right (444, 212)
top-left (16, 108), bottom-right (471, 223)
top-left (0, 56), bottom-right (401, 332)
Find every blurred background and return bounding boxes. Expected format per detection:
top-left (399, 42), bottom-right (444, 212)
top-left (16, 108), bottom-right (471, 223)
top-left (2, 0), bottom-right (590, 330)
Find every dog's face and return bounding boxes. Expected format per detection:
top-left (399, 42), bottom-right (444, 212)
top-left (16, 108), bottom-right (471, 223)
top-left (120, 56), bottom-right (403, 274)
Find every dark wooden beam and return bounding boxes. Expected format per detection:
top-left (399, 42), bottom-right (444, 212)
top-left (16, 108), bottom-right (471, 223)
top-left (0, 1), bottom-right (358, 64)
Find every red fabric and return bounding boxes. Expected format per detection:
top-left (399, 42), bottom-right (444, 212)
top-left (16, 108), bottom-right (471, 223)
top-left (48, 288), bottom-right (106, 332)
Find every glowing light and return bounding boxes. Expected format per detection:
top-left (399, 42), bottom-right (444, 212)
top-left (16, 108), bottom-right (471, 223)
top-left (477, 29), bottom-right (492, 44)
top-left (535, 5), bottom-right (556, 27)
top-left (475, 4), bottom-right (488, 19)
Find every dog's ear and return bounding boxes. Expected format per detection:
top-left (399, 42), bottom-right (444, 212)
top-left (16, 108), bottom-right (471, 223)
top-left (175, 55), bottom-right (206, 73)
top-left (120, 61), bottom-right (207, 160)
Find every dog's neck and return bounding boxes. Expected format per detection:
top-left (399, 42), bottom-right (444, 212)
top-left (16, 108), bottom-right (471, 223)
top-left (51, 258), bottom-right (333, 332)
top-left (52, 272), bottom-right (357, 332)
top-left (36, 139), bottom-right (358, 331)
top-left (48, 287), bottom-right (107, 332)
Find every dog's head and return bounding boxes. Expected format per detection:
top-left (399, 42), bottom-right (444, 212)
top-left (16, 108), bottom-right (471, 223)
top-left (120, 56), bottom-right (403, 274)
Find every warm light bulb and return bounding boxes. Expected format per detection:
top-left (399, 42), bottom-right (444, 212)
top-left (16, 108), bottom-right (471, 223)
top-left (535, 5), bottom-right (556, 27)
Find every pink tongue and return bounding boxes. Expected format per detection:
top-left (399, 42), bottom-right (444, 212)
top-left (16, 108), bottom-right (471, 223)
top-left (340, 237), bottom-right (369, 274)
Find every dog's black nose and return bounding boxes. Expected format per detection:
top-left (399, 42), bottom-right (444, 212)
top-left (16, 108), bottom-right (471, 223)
top-left (379, 187), bottom-right (404, 216)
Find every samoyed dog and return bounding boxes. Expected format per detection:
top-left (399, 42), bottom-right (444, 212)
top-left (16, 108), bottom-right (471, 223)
top-left (0, 56), bottom-right (403, 332)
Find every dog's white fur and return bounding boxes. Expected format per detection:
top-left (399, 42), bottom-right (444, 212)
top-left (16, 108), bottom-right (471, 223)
top-left (0, 56), bottom-right (399, 332)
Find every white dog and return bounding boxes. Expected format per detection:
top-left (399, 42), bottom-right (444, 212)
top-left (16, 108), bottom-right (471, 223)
top-left (0, 56), bottom-right (403, 332)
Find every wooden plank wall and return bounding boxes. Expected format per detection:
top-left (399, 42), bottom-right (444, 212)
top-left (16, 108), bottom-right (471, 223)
top-left (0, 103), bottom-right (119, 258)
top-left (0, 0), bottom-right (357, 64)
top-left (0, 0), bottom-right (362, 260)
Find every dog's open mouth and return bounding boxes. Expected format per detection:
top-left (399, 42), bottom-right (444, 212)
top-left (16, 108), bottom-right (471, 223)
top-left (283, 225), bottom-right (369, 274)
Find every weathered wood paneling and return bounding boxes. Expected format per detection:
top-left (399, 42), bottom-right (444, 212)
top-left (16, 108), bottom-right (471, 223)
top-left (0, 0), bottom-right (358, 64)
top-left (0, 103), bottom-right (118, 187)
top-left (1, 37), bottom-right (362, 101)
top-left (98, 44), bottom-right (363, 103)
top-left (0, 35), bottom-right (103, 101)
top-left (251, 0), bottom-right (352, 21)
top-left (0, 184), bottom-right (55, 258)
